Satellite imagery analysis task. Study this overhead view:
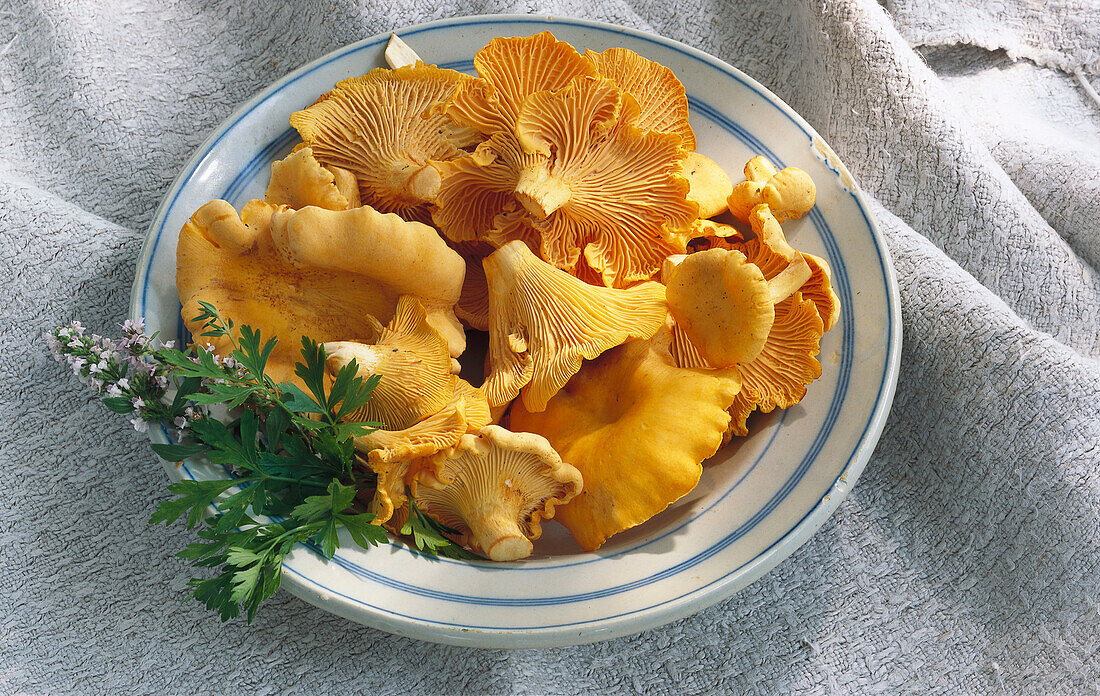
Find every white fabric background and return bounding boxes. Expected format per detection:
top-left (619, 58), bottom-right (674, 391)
top-left (2, 1), bottom-right (1098, 694)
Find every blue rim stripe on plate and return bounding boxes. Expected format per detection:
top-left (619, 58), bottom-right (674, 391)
top-left (135, 15), bottom-right (894, 630)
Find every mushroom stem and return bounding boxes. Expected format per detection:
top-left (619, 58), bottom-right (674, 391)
top-left (514, 165), bottom-right (571, 218)
top-left (382, 160), bottom-right (441, 204)
top-left (482, 240), bottom-right (527, 287)
top-left (406, 164), bottom-right (442, 202)
top-left (466, 498), bottom-right (533, 561)
top-left (323, 342), bottom-right (383, 377)
top-left (767, 255), bottom-right (812, 304)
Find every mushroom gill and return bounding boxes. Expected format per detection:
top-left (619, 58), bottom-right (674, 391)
top-left (723, 292), bottom-right (824, 439)
top-left (410, 425), bottom-right (583, 561)
top-left (584, 46), bottom-right (695, 149)
top-left (483, 240), bottom-right (668, 412)
top-left (322, 296), bottom-right (457, 431)
top-left (290, 63), bottom-right (480, 223)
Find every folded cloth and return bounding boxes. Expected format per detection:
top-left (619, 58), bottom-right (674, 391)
top-left (885, 0), bottom-right (1100, 75)
top-left (1, 1), bottom-right (1097, 694)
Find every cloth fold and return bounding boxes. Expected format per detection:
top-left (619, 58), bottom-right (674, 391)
top-left (2, 1), bottom-right (1097, 694)
top-left (885, 0), bottom-right (1100, 76)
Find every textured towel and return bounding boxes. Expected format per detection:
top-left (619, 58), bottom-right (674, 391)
top-left (2, 1), bottom-right (1098, 694)
top-left (886, 0), bottom-right (1100, 75)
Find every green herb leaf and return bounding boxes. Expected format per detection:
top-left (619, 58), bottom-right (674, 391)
top-left (334, 373), bottom-right (381, 423)
top-left (291, 479), bottom-right (357, 524)
top-left (339, 512), bottom-right (388, 550)
top-left (264, 406), bottom-right (290, 452)
top-left (102, 396), bottom-right (135, 414)
top-left (149, 478), bottom-right (242, 529)
top-left (150, 442), bottom-right (208, 461)
top-left (293, 337), bottom-right (331, 420)
top-left (234, 324), bottom-right (277, 385)
top-left (277, 382), bottom-right (326, 415)
top-left (401, 497), bottom-right (480, 560)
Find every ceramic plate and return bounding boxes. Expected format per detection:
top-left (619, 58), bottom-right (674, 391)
top-left (130, 15), bottom-right (901, 648)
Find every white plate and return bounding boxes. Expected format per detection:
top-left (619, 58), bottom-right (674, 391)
top-left (130, 15), bottom-right (901, 648)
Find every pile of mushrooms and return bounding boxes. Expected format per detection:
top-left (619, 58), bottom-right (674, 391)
top-left (174, 33), bottom-right (840, 559)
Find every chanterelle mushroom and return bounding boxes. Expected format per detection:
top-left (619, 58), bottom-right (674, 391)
top-left (356, 383), bottom-right (491, 525)
top-left (584, 46), bottom-right (695, 149)
top-left (738, 204), bottom-right (812, 304)
top-left (264, 147), bottom-right (356, 211)
top-left (727, 155), bottom-right (816, 223)
top-left (323, 295), bottom-right (458, 431)
top-left (483, 241), bottom-right (668, 412)
top-left (664, 248), bottom-right (775, 368)
top-left (268, 204), bottom-right (467, 357)
top-left (666, 205), bottom-right (830, 438)
top-left (290, 63), bottom-right (480, 223)
top-left (682, 152), bottom-right (733, 219)
top-left (410, 425), bottom-right (583, 561)
top-left (512, 75), bottom-right (697, 285)
top-left (510, 328), bottom-right (741, 551)
top-left (723, 292), bottom-right (824, 439)
top-left (176, 199), bottom-right (384, 386)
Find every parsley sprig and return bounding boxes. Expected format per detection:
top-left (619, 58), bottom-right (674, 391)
top-left (51, 303), bottom-right (475, 623)
top-left (402, 497), bottom-right (478, 560)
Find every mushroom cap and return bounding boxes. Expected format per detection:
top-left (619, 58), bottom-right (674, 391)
top-left (665, 248), bottom-right (775, 368)
top-left (175, 199), bottom-right (385, 386)
top-left (445, 31), bottom-right (598, 136)
top-left (483, 241), bottom-right (669, 412)
top-left (724, 292), bottom-right (824, 438)
top-left (323, 296), bottom-right (457, 431)
top-left (800, 252), bottom-right (841, 333)
top-left (513, 76), bottom-right (696, 286)
top-left (509, 329), bottom-right (741, 551)
top-left (682, 152), bottom-right (733, 218)
top-left (264, 147), bottom-right (354, 211)
top-left (360, 395), bottom-right (473, 526)
top-left (727, 155), bottom-right (817, 223)
top-left (268, 204), bottom-right (467, 357)
top-left (584, 46), bottom-right (695, 149)
top-left (356, 377), bottom-right (493, 524)
top-left (290, 63), bottom-right (480, 223)
top-left (411, 425), bottom-right (583, 561)
top-left (682, 218), bottom-right (745, 254)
